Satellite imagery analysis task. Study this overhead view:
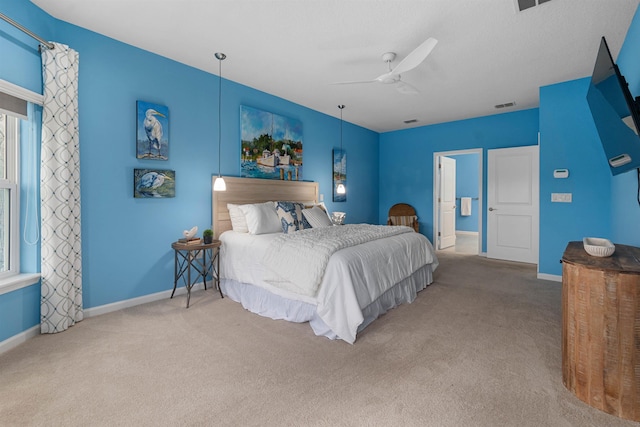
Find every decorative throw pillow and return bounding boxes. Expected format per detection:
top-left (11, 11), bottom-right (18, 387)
top-left (274, 201), bottom-right (306, 233)
top-left (227, 203), bottom-right (249, 233)
top-left (301, 202), bottom-right (331, 229)
top-left (302, 206), bottom-right (334, 228)
top-left (238, 202), bottom-right (281, 235)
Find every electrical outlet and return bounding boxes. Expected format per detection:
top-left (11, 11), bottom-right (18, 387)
top-left (551, 193), bottom-right (572, 203)
top-left (319, 193), bottom-right (324, 202)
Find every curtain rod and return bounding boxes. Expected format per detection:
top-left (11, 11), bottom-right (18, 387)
top-left (0, 12), bottom-right (54, 50)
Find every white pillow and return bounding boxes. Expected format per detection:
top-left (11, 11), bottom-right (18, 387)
top-left (302, 206), bottom-right (334, 228)
top-left (227, 203), bottom-right (248, 233)
top-left (302, 202), bottom-right (331, 224)
top-left (238, 202), bottom-right (282, 235)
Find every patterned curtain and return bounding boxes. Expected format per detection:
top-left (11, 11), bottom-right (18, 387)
top-left (40, 43), bottom-right (82, 334)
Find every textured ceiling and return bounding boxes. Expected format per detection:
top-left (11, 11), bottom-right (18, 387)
top-left (31, 0), bottom-right (640, 133)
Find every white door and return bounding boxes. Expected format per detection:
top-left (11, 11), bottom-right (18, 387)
top-left (487, 146), bottom-right (539, 264)
top-left (438, 156), bottom-right (456, 249)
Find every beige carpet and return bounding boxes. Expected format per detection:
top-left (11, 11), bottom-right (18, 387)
top-left (1, 252), bottom-right (637, 427)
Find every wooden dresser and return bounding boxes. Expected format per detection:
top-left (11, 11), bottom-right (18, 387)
top-left (562, 241), bottom-right (640, 421)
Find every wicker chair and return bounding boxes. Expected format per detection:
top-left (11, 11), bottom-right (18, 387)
top-left (387, 203), bottom-right (419, 233)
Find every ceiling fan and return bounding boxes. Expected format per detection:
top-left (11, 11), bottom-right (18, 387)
top-left (332, 37), bottom-right (438, 95)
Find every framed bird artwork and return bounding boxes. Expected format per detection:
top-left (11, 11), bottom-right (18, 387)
top-left (136, 101), bottom-right (169, 160)
top-left (134, 168), bottom-right (175, 198)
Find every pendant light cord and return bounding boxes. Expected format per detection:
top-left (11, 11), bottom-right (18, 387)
top-left (218, 56), bottom-right (222, 177)
top-left (213, 52), bottom-right (226, 192)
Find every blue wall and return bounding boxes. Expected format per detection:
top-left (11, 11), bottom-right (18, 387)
top-left (0, 0), bottom-right (378, 341)
top-left (4, 0), bottom-right (640, 345)
top-left (537, 5), bottom-right (640, 275)
top-left (612, 5), bottom-right (640, 246)
top-left (539, 78), bottom-right (612, 276)
top-left (450, 153), bottom-right (479, 232)
top-left (378, 109), bottom-right (539, 251)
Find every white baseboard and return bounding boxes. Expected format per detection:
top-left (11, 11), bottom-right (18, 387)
top-left (455, 230), bottom-right (479, 236)
top-left (0, 325), bottom-right (40, 355)
top-left (1, 282), bottom-right (207, 355)
top-left (537, 273), bottom-right (562, 282)
top-left (84, 282), bottom-right (206, 317)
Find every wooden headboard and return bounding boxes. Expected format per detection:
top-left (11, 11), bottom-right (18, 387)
top-left (212, 176), bottom-right (319, 238)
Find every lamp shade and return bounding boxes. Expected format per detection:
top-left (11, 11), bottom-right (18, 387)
top-left (213, 176), bottom-right (226, 191)
top-left (336, 183), bottom-right (346, 194)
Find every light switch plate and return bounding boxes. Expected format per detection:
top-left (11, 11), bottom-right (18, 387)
top-left (551, 193), bottom-right (572, 203)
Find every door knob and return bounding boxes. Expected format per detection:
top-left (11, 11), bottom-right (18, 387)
top-left (489, 207), bottom-right (497, 211)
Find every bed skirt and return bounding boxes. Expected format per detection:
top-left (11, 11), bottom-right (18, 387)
top-left (220, 263), bottom-right (434, 342)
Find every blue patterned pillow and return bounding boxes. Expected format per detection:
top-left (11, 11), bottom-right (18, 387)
top-left (274, 201), bottom-right (305, 233)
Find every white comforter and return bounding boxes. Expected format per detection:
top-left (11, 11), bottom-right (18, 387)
top-left (262, 224), bottom-right (413, 297)
top-left (219, 227), bottom-right (437, 343)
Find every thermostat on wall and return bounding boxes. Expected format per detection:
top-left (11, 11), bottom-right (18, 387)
top-left (553, 169), bottom-right (569, 179)
top-left (609, 154), bottom-right (632, 168)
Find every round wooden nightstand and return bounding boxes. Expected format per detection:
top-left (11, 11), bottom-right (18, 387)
top-left (562, 241), bottom-right (640, 421)
top-left (170, 240), bottom-right (222, 308)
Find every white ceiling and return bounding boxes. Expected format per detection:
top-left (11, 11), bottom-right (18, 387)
top-left (31, 0), bottom-right (640, 133)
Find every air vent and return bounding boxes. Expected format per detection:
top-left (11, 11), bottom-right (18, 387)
top-left (515, 0), bottom-right (551, 12)
top-left (495, 102), bottom-right (516, 109)
top-left (404, 119), bottom-right (418, 124)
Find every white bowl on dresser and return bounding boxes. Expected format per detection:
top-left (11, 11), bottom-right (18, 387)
top-left (583, 237), bottom-right (615, 257)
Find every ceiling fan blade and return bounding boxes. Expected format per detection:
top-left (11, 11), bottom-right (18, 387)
top-left (396, 81), bottom-right (420, 95)
top-left (330, 79), bottom-right (377, 85)
top-left (391, 37), bottom-right (438, 76)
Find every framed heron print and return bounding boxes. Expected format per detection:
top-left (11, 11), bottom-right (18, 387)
top-left (134, 168), bottom-right (175, 198)
top-left (136, 101), bottom-right (169, 160)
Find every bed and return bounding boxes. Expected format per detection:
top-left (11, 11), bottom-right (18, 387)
top-left (212, 176), bottom-right (438, 344)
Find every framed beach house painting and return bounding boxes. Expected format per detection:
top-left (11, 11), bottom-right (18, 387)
top-left (240, 105), bottom-right (303, 180)
top-left (136, 101), bottom-right (169, 160)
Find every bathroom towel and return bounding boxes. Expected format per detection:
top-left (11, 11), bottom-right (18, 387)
top-left (461, 197), bottom-right (472, 216)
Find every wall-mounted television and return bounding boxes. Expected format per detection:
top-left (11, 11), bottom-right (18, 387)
top-left (586, 36), bottom-right (640, 175)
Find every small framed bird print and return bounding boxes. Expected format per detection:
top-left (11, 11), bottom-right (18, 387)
top-left (136, 101), bottom-right (169, 160)
top-left (134, 168), bottom-right (175, 198)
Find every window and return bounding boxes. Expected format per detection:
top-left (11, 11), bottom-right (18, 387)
top-left (0, 81), bottom-right (42, 295)
top-left (0, 113), bottom-right (19, 278)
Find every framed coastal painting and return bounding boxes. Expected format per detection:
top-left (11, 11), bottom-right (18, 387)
top-left (136, 101), bottom-right (169, 160)
top-left (134, 168), bottom-right (175, 198)
top-left (240, 105), bottom-right (303, 180)
top-left (333, 149), bottom-right (346, 202)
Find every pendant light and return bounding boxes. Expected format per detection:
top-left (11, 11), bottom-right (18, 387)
top-left (336, 105), bottom-right (346, 195)
top-left (213, 52), bottom-right (227, 192)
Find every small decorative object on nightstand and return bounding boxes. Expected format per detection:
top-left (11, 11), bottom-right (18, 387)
top-left (183, 226), bottom-right (198, 239)
top-left (171, 239), bottom-right (222, 308)
top-left (178, 226), bottom-right (201, 244)
top-left (331, 211), bottom-right (346, 225)
top-left (202, 228), bottom-right (213, 244)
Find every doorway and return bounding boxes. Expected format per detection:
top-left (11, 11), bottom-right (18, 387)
top-left (433, 149), bottom-right (483, 255)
